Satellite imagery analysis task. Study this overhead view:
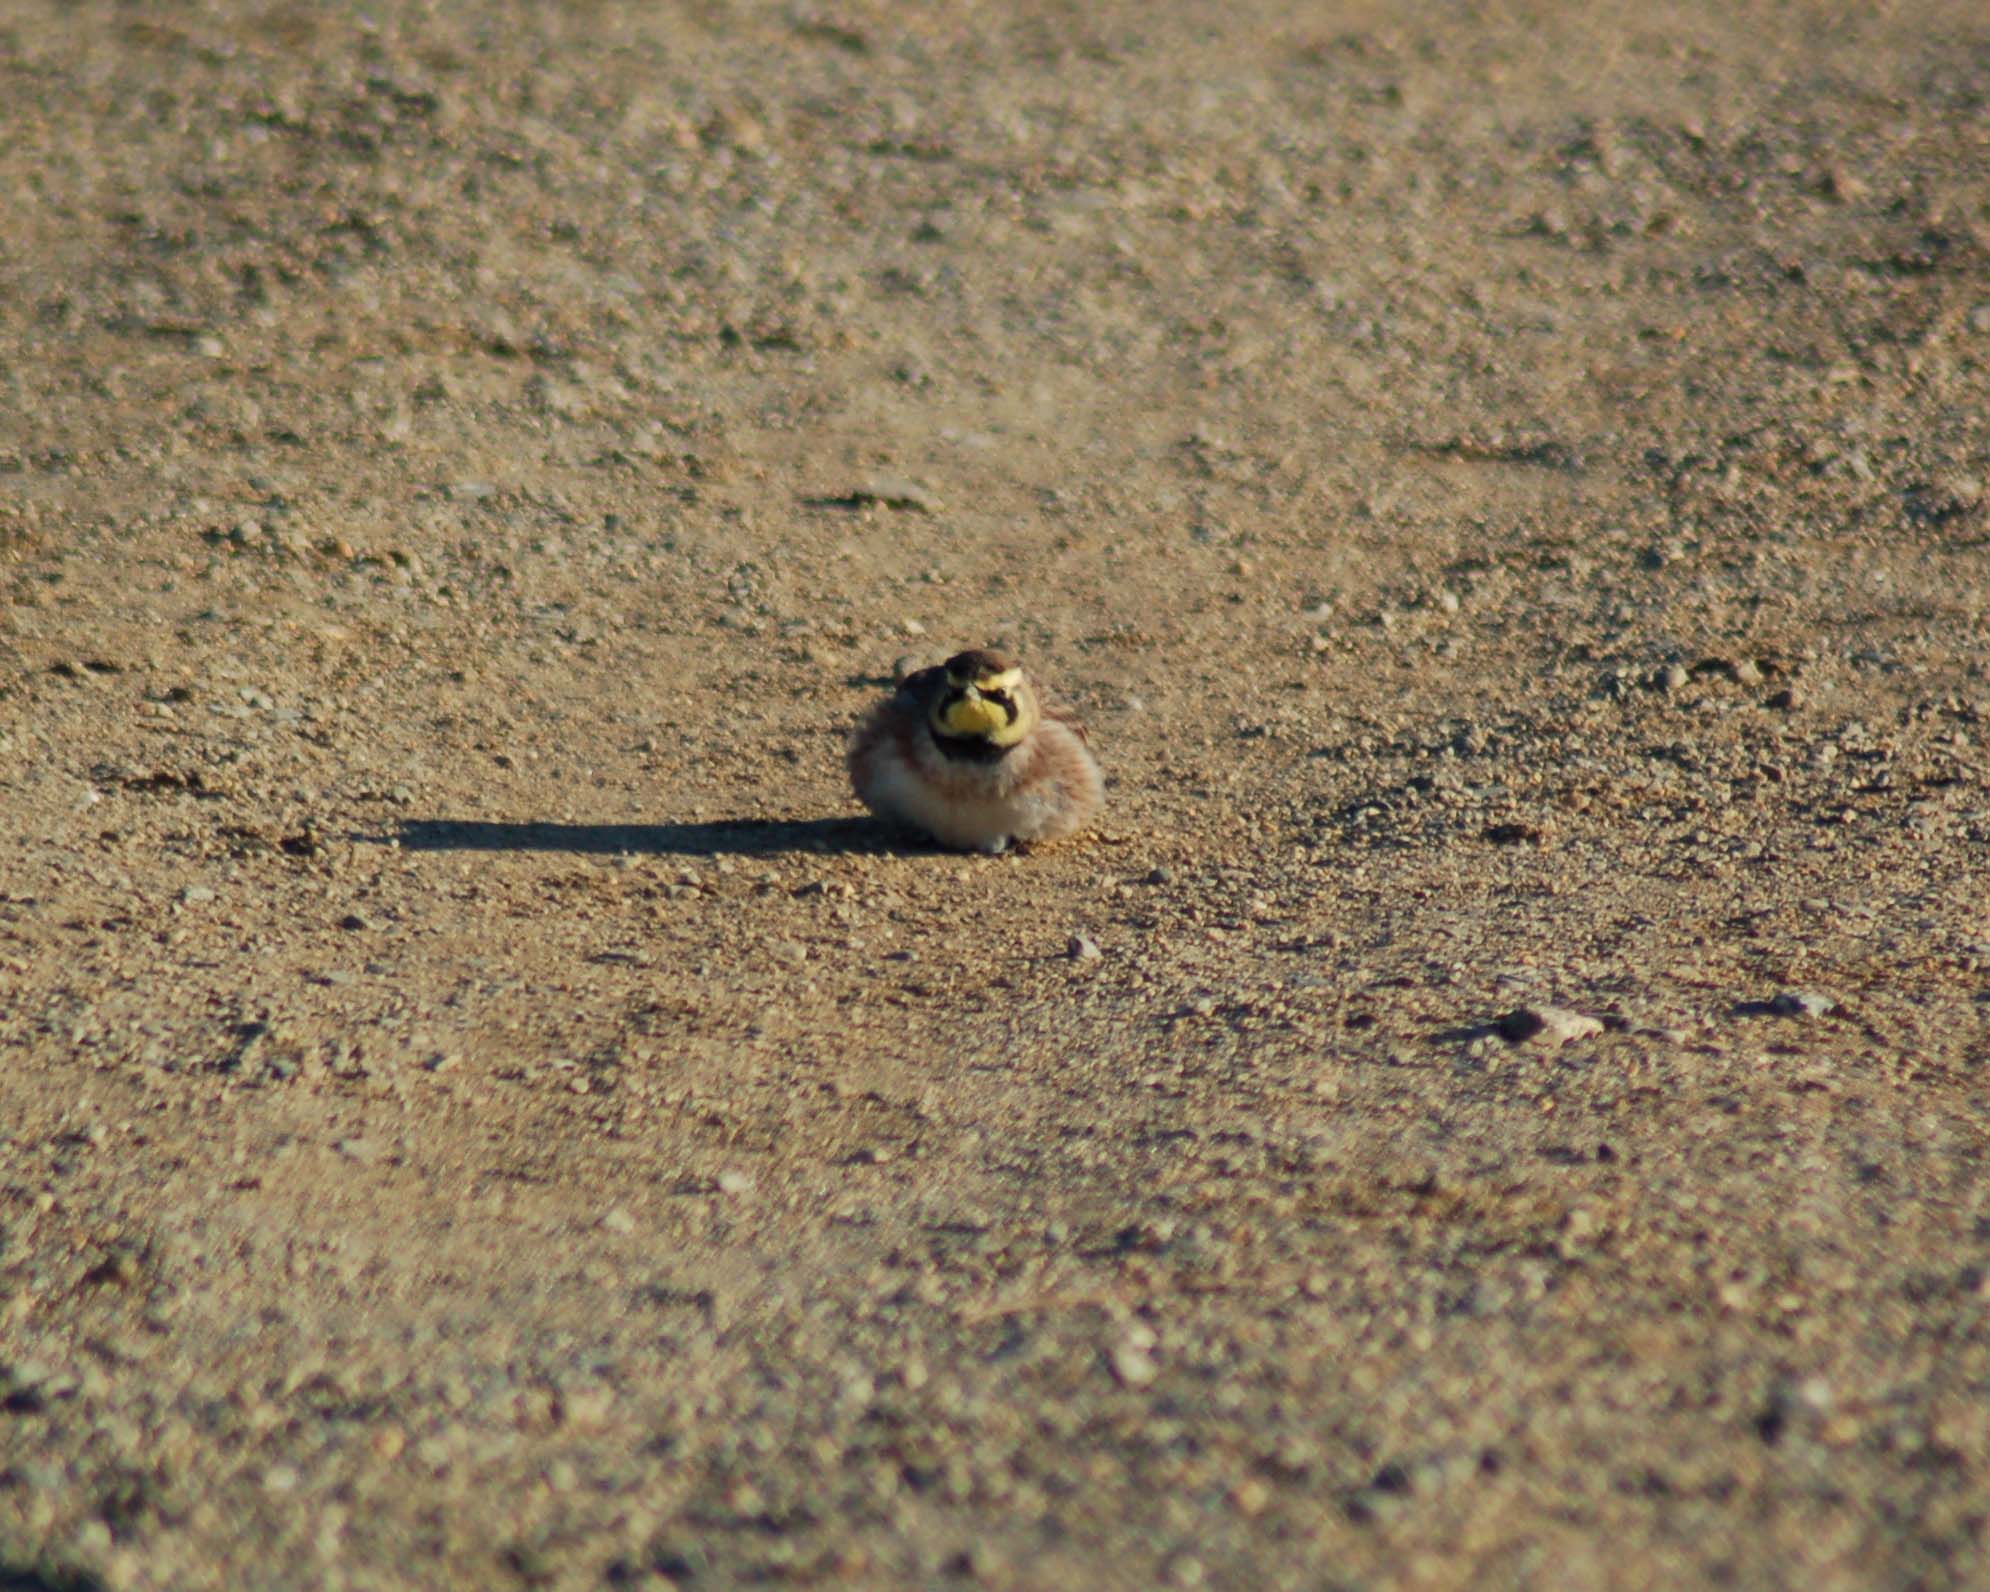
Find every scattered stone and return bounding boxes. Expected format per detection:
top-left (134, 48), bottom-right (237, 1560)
top-left (1146, 866), bottom-right (1174, 885)
top-left (600, 1207), bottom-right (637, 1234)
top-left (715, 1170), bottom-right (755, 1195)
top-left (1231, 1477), bottom-right (1272, 1517)
top-left (1067, 934), bottom-right (1103, 961)
top-left (1656, 663), bottom-right (1689, 692)
top-left (1, 1359), bottom-right (73, 1410)
top-left (832, 475), bottom-right (941, 513)
top-left (1770, 991), bottom-right (1836, 1019)
top-left (555, 1384), bottom-right (615, 1428)
top-left (339, 912), bottom-right (371, 932)
top-left (943, 1544), bottom-right (1003, 1581)
top-left (1108, 1337), bottom-right (1159, 1389)
top-left (1497, 1006), bottom-right (1604, 1047)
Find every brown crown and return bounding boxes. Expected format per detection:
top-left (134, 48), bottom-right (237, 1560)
top-left (944, 648), bottom-right (1019, 680)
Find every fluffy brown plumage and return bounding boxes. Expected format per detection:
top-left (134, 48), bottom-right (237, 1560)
top-left (847, 649), bottom-right (1103, 852)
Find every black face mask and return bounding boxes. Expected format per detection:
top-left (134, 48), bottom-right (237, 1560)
top-left (929, 723), bottom-right (1016, 763)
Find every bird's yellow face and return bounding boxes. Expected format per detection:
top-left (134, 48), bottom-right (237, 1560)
top-left (930, 651), bottom-right (1037, 748)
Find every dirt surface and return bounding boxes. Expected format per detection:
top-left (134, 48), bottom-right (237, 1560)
top-left (3, 2), bottom-right (1989, 1587)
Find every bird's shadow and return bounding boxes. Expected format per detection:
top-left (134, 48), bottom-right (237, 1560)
top-left (390, 815), bottom-right (909, 858)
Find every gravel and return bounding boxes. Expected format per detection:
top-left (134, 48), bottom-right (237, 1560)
top-left (0, 4), bottom-right (1984, 1590)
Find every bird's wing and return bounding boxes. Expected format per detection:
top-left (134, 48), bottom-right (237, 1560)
top-left (1041, 693), bottom-right (1091, 746)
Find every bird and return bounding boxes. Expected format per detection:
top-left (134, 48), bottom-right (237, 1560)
top-left (847, 648), bottom-right (1104, 853)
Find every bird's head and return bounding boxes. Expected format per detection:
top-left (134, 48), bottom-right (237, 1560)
top-left (928, 649), bottom-right (1037, 748)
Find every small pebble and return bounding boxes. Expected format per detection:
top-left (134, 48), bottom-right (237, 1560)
top-left (1109, 1340), bottom-right (1159, 1388)
top-left (1770, 991), bottom-right (1835, 1019)
top-left (859, 475), bottom-right (940, 512)
top-left (1068, 934), bottom-right (1103, 961)
top-left (1231, 1478), bottom-right (1272, 1516)
top-left (1497, 1005), bottom-right (1604, 1047)
top-left (557, 1385), bottom-right (614, 1428)
top-left (945, 1544), bottom-right (1002, 1581)
top-left (716, 1170), bottom-right (755, 1195)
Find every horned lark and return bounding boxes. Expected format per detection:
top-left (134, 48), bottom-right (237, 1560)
top-left (848, 648), bottom-right (1104, 853)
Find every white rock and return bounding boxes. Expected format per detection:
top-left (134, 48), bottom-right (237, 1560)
top-left (1109, 1340), bottom-right (1159, 1388)
top-left (1497, 1005), bottom-right (1603, 1047)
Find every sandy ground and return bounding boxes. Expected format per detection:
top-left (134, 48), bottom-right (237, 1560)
top-left (3, 2), bottom-right (1989, 1587)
